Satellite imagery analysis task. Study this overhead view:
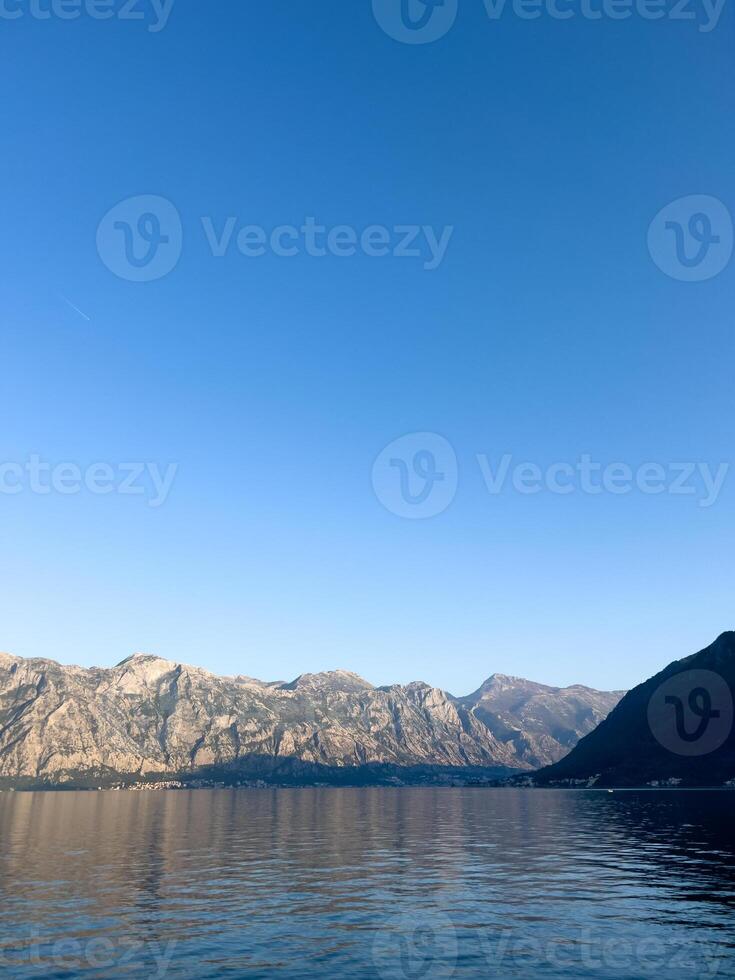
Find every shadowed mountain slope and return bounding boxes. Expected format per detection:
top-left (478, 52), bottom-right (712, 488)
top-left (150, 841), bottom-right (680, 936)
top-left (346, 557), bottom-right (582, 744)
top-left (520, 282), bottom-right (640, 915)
top-left (529, 633), bottom-right (735, 788)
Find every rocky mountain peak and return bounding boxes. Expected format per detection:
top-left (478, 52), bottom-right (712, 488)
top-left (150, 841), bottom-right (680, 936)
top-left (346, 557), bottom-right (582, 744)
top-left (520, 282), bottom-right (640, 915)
top-left (117, 652), bottom-right (176, 666)
top-left (279, 670), bottom-right (374, 694)
top-left (464, 673), bottom-right (554, 704)
top-left (113, 653), bottom-right (181, 686)
top-left (482, 672), bottom-right (538, 690)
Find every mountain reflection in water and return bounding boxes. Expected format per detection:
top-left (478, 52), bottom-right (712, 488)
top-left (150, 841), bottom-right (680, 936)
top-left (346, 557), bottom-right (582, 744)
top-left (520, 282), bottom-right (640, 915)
top-left (0, 788), bottom-right (734, 978)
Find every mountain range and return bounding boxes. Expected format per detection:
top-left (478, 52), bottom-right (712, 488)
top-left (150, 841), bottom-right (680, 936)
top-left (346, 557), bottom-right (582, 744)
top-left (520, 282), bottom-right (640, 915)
top-left (0, 651), bottom-right (623, 789)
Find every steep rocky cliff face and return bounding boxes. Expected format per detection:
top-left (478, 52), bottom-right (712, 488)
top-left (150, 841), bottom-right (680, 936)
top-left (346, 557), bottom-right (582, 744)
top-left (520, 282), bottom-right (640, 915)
top-left (0, 652), bottom-right (622, 787)
top-left (459, 673), bottom-right (625, 769)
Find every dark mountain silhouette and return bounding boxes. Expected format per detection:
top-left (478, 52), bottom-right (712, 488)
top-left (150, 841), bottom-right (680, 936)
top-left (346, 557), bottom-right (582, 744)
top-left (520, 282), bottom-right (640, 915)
top-left (529, 632), bottom-right (735, 788)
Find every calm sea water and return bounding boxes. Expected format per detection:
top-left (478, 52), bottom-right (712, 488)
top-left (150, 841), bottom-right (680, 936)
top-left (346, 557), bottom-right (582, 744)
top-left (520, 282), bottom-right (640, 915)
top-left (0, 788), bottom-right (733, 979)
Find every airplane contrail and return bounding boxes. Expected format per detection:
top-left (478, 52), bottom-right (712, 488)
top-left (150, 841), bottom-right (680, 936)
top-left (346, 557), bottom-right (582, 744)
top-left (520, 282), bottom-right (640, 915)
top-left (59, 293), bottom-right (91, 321)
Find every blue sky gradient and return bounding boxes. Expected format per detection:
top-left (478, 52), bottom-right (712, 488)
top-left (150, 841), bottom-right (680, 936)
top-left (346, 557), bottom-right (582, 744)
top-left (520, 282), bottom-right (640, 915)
top-left (1, 1), bottom-right (733, 693)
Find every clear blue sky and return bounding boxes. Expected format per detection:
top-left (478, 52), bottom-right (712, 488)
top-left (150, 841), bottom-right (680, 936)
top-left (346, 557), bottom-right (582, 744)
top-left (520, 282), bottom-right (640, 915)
top-left (1, 1), bottom-right (733, 694)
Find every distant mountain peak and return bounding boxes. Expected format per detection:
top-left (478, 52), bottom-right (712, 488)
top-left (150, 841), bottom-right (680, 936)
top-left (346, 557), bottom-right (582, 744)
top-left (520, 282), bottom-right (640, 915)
top-left (116, 653), bottom-right (180, 670)
top-left (112, 653), bottom-right (185, 688)
top-left (117, 652), bottom-right (175, 666)
top-left (484, 673), bottom-right (526, 685)
top-left (466, 673), bottom-right (556, 702)
top-left (279, 670), bottom-right (374, 694)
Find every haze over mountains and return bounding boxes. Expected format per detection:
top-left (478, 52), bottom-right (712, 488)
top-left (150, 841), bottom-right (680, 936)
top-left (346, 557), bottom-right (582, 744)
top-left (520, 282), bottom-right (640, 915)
top-left (0, 652), bottom-right (623, 789)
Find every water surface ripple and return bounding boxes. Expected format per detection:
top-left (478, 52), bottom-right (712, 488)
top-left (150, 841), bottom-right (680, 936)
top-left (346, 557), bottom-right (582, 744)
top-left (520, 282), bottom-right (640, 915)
top-left (0, 788), bottom-right (733, 978)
